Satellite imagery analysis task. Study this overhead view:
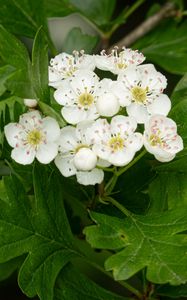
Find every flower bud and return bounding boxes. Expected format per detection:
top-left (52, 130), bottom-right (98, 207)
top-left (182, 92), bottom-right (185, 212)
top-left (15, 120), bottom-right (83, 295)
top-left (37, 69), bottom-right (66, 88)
top-left (24, 98), bottom-right (38, 108)
top-left (96, 93), bottom-right (120, 117)
top-left (73, 147), bottom-right (97, 171)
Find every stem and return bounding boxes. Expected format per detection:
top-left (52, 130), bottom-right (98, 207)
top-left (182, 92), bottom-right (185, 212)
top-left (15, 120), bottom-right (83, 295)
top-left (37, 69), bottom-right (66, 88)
top-left (83, 256), bottom-right (142, 299)
top-left (108, 2), bottom-right (176, 51)
top-left (105, 197), bottom-right (131, 217)
top-left (117, 150), bottom-right (147, 177)
top-left (108, 0), bottom-right (147, 38)
top-left (105, 150), bottom-right (146, 194)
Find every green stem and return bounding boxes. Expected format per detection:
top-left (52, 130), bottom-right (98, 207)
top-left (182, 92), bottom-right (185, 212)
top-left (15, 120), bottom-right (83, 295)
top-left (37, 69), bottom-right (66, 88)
top-left (107, 0), bottom-right (147, 37)
top-left (105, 150), bottom-right (147, 194)
top-left (83, 256), bottom-right (142, 299)
top-left (117, 149), bottom-right (147, 177)
top-left (105, 196), bottom-right (131, 217)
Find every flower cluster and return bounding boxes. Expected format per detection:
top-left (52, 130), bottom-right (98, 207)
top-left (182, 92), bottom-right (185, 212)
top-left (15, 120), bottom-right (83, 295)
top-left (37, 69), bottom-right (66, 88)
top-left (5, 47), bottom-right (183, 185)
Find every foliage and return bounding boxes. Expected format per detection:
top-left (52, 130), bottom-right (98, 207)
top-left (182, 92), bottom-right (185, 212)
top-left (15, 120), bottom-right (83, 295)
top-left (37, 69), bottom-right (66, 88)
top-left (0, 1), bottom-right (187, 300)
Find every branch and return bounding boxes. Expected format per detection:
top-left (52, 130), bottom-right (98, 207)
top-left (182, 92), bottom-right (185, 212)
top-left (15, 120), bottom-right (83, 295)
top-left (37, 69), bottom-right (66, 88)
top-left (108, 2), bottom-right (176, 51)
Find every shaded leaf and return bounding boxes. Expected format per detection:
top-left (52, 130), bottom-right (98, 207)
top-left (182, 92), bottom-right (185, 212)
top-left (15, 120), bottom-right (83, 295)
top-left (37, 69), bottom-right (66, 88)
top-left (84, 209), bottom-right (187, 285)
top-left (0, 165), bottom-right (79, 300)
top-left (63, 28), bottom-right (98, 54)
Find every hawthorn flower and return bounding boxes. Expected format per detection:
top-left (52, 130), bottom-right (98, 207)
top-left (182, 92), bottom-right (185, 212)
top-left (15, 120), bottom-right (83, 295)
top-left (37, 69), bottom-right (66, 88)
top-left (55, 122), bottom-right (104, 185)
top-left (49, 51), bottom-right (95, 88)
top-left (95, 47), bottom-right (145, 75)
top-left (4, 110), bottom-right (60, 165)
top-left (86, 115), bottom-right (143, 166)
top-left (143, 115), bottom-right (183, 162)
top-left (54, 70), bottom-right (100, 124)
top-left (118, 64), bottom-right (170, 123)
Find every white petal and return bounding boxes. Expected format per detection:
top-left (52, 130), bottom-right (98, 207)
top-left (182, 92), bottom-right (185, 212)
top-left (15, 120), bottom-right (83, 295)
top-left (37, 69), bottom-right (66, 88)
top-left (112, 81), bottom-right (131, 107)
top-left (139, 64), bottom-right (167, 92)
top-left (83, 118), bottom-right (110, 145)
top-left (24, 98), bottom-right (37, 108)
top-left (36, 142), bottom-right (58, 164)
top-left (73, 148), bottom-right (97, 171)
top-left (97, 158), bottom-right (111, 167)
top-left (96, 92), bottom-right (120, 117)
top-left (71, 70), bottom-right (99, 94)
top-left (147, 94), bottom-right (171, 116)
top-left (62, 106), bottom-right (87, 124)
top-left (109, 150), bottom-right (135, 166)
top-left (58, 126), bottom-right (78, 152)
top-left (4, 123), bottom-right (23, 147)
top-left (126, 133), bottom-right (143, 152)
top-left (78, 55), bottom-right (95, 71)
top-left (55, 154), bottom-right (76, 177)
top-left (110, 115), bottom-right (137, 136)
top-left (54, 82), bottom-right (76, 106)
top-left (94, 55), bottom-right (113, 72)
top-left (155, 153), bottom-right (175, 162)
top-left (76, 168), bottom-right (104, 185)
top-left (19, 110), bottom-right (42, 129)
top-left (126, 103), bottom-right (149, 124)
top-left (42, 117), bottom-right (60, 142)
top-left (92, 144), bottom-right (110, 161)
top-left (11, 146), bottom-right (35, 165)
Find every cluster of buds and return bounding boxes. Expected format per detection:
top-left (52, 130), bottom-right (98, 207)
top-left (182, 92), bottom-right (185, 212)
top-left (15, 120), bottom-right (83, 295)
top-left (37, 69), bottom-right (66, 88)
top-left (5, 47), bottom-right (183, 185)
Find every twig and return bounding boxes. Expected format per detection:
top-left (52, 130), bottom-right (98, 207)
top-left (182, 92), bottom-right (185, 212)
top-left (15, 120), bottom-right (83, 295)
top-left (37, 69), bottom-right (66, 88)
top-left (108, 2), bottom-right (176, 51)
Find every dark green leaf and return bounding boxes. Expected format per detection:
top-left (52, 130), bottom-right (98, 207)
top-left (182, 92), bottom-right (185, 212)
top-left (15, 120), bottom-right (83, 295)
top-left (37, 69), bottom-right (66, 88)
top-left (84, 209), bottom-right (187, 285)
top-left (63, 28), bottom-right (98, 54)
top-left (134, 20), bottom-right (187, 74)
top-left (156, 283), bottom-right (187, 298)
top-left (32, 27), bottom-right (49, 102)
top-left (54, 264), bottom-right (127, 300)
top-left (38, 101), bottom-right (66, 127)
top-left (0, 256), bottom-right (23, 281)
top-left (0, 165), bottom-right (79, 300)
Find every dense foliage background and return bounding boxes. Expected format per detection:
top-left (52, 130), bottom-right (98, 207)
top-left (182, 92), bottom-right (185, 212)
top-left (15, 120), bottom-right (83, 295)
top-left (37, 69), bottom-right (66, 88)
top-left (0, 0), bottom-right (187, 299)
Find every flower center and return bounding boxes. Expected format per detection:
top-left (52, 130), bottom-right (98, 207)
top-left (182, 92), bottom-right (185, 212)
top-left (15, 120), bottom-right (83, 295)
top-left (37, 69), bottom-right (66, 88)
top-left (149, 134), bottom-right (163, 147)
top-left (117, 62), bottom-right (127, 70)
top-left (27, 130), bottom-right (42, 146)
top-left (109, 135), bottom-right (124, 152)
top-left (131, 86), bottom-right (148, 104)
top-left (79, 92), bottom-right (94, 108)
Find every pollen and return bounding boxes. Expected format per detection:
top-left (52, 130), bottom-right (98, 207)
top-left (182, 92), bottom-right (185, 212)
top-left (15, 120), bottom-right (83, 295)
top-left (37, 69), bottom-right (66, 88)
top-left (27, 130), bottom-right (42, 146)
top-left (109, 135), bottom-right (124, 151)
top-left (131, 86), bottom-right (148, 104)
top-left (149, 134), bottom-right (162, 147)
top-left (79, 92), bottom-right (94, 107)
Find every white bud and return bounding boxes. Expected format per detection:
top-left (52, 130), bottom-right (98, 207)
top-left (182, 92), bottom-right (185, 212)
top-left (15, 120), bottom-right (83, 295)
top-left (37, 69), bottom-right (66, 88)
top-left (24, 98), bottom-right (38, 108)
top-left (73, 147), bottom-right (97, 171)
top-left (96, 93), bottom-right (120, 117)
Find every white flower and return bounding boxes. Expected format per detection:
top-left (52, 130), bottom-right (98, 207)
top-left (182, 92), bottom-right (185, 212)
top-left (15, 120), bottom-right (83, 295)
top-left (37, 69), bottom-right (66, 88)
top-left (86, 116), bottom-right (143, 166)
top-left (54, 70), bottom-right (101, 124)
top-left (49, 51), bottom-right (95, 88)
top-left (143, 115), bottom-right (183, 162)
top-left (54, 122), bottom-right (104, 185)
top-left (95, 47), bottom-right (145, 75)
top-left (95, 78), bottom-right (131, 117)
top-left (118, 64), bottom-right (170, 123)
top-left (24, 98), bottom-right (38, 108)
top-left (4, 110), bottom-right (60, 165)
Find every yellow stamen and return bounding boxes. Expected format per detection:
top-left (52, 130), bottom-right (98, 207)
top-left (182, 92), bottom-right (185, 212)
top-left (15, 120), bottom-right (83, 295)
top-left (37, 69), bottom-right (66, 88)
top-left (131, 86), bottom-right (148, 104)
top-left (27, 130), bottom-right (42, 146)
top-left (109, 135), bottom-right (124, 152)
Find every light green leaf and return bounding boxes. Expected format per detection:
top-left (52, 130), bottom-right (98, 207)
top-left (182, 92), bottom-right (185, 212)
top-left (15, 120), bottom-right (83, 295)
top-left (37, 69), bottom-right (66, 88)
top-left (54, 264), bottom-right (127, 300)
top-left (134, 20), bottom-right (187, 74)
top-left (84, 210), bottom-right (187, 285)
top-left (0, 65), bottom-right (15, 96)
top-left (38, 101), bottom-right (66, 127)
top-left (63, 28), bottom-right (98, 53)
top-left (0, 164), bottom-right (79, 300)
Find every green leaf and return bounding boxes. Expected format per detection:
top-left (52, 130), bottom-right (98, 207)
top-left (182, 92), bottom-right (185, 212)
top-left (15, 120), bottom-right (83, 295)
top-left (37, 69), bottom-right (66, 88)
top-left (0, 65), bottom-right (15, 96)
top-left (69, 0), bottom-right (116, 27)
top-left (0, 0), bottom-right (48, 38)
top-left (0, 256), bottom-right (23, 281)
top-left (171, 73), bottom-right (187, 106)
top-left (0, 165), bottom-right (79, 300)
top-left (0, 25), bottom-right (34, 98)
top-left (54, 264), bottom-right (126, 300)
top-left (32, 27), bottom-right (49, 102)
top-left (156, 283), bottom-right (187, 298)
top-left (134, 20), bottom-right (187, 74)
top-left (84, 209), bottom-right (187, 285)
top-left (63, 28), bottom-right (98, 54)
top-left (38, 101), bottom-right (66, 127)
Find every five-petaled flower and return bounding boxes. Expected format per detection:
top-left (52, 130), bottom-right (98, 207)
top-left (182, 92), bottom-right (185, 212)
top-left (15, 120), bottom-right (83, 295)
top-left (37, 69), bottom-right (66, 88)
top-left (5, 110), bottom-right (60, 165)
top-left (143, 115), bottom-right (183, 162)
